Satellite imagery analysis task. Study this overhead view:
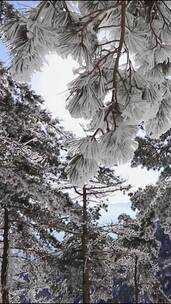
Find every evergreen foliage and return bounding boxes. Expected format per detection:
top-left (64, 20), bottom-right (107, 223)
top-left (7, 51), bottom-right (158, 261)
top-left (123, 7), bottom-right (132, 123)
top-left (1, 1), bottom-right (171, 303)
top-left (131, 128), bottom-right (171, 236)
top-left (1, 0), bottom-right (171, 185)
top-left (0, 60), bottom-right (129, 303)
top-left (0, 61), bottom-right (76, 303)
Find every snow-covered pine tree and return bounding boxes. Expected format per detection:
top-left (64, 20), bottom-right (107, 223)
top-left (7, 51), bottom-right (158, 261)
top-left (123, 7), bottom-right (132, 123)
top-left (1, 0), bottom-right (171, 185)
top-left (131, 129), bottom-right (171, 236)
top-left (0, 59), bottom-right (73, 212)
top-left (0, 60), bottom-right (130, 304)
top-left (117, 130), bottom-right (171, 302)
top-left (0, 61), bottom-right (78, 303)
top-left (111, 213), bottom-right (171, 303)
top-left (57, 179), bottom-right (171, 304)
top-left (55, 166), bottom-right (130, 304)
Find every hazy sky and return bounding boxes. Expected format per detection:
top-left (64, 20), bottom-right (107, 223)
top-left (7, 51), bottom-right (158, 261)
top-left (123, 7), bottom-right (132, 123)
top-left (31, 55), bottom-right (83, 135)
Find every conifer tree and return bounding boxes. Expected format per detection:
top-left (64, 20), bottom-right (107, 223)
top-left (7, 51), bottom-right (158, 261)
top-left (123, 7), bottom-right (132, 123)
top-left (0, 60), bottom-right (130, 303)
top-left (2, 1), bottom-right (171, 302)
top-left (55, 167), bottom-right (130, 303)
top-left (0, 61), bottom-right (76, 302)
top-left (1, 0), bottom-right (171, 185)
top-left (111, 213), bottom-right (171, 303)
top-left (121, 129), bottom-right (171, 302)
top-left (131, 129), bottom-right (171, 236)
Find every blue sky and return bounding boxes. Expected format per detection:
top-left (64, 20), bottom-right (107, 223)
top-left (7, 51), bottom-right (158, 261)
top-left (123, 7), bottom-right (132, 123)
top-left (0, 1), bottom-right (38, 64)
top-left (0, 42), bottom-right (9, 64)
top-left (9, 0), bottom-right (38, 9)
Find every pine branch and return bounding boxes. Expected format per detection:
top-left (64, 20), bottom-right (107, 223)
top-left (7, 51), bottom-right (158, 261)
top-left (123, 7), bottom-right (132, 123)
top-left (111, 0), bottom-right (127, 105)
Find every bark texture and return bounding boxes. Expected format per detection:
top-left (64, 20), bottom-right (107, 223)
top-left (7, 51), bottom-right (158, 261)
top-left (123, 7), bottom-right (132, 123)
top-left (82, 186), bottom-right (90, 304)
top-left (1, 208), bottom-right (9, 304)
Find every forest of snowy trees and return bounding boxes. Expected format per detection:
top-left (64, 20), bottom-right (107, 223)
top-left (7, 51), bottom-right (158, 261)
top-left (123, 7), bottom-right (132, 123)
top-left (0, 0), bottom-right (171, 303)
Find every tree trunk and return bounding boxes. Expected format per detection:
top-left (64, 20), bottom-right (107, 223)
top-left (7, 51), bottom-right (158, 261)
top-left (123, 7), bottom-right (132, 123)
top-left (82, 186), bottom-right (90, 304)
top-left (1, 208), bottom-right (9, 304)
top-left (134, 255), bottom-right (139, 304)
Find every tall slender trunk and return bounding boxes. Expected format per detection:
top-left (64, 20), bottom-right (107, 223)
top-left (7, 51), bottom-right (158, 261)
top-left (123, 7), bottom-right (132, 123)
top-left (134, 255), bottom-right (139, 304)
top-left (1, 208), bottom-right (9, 304)
top-left (82, 186), bottom-right (90, 304)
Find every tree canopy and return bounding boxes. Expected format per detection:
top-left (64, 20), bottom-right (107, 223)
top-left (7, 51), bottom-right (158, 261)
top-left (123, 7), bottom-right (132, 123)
top-left (1, 1), bottom-right (171, 303)
top-left (1, 0), bottom-right (171, 185)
